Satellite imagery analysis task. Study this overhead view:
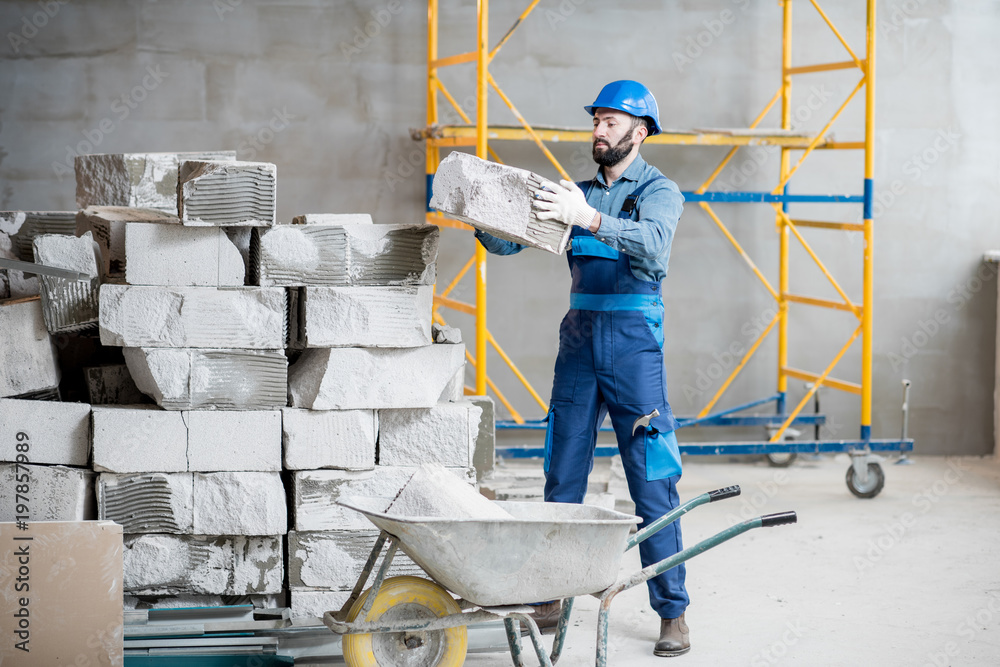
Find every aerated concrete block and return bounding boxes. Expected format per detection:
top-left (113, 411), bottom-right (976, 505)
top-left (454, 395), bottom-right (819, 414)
top-left (124, 347), bottom-right (288, 411)
top-left (470, 396), bottom-right (496, 481)
top-left (282, 408), bottom-right (376, 470)
top-left (124, 223), bottom-right (245, 286)
top-left (0, 298), bottom-right (60, 398)
top-left (186, 410), bottom-right (281, 472)
top-left (192, 472), bottom-right (287, 536)
top-left (75, 152), bottom-right (237, 211)
top-left (178, 160), bottom-right (277, 227)
top-left (250, 223), bottom-right (438, 287)
top-left (292, 466), bottom-right (476, 531)
top-left (92, 406), bottom-right (188, 473)
top-left (0, 463), bottom-right (95, 521)
top-left (77, 206), bottom-right (181, 278)
top-left (84, 364), bottom-right (145, 405)
top-left (289, 589), bottom-right (351, 619)
top-left (288, 343), bottom-right (465, 410)
top-left (291, 214), bottom-right (372, 225)
top-left (288, 530), bottom-right (425, 590)
top-left (33, 231), bottom-right (101, 333)
top-left (378, 401), bottom-right (482, 468)
top-left (430, 151), bottom-right (572, 254)
top-left (1, 211), bottom-right (78, 261)
top-left (98, 472), bottom-right (194, 534)
top-left (0, 398), bottom-right (90, 465)
top-left (100, 285), bottom-right (286, 348)
top-left (123, 534), bottom-right (283, 595)
top-left (299, 286), bottom-right (432, 348)
top-left (124, 593), bottom-right (283, 611)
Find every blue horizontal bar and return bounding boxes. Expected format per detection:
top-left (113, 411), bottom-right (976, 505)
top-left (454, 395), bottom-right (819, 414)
top-left (676, 394), bottom-right (782, 428)
top-left (496, 439), bottom-right (914, 459)
top-left (694, 414), bottom-right (826, 427)
top-left (681, 191), bottom-right (864, 204)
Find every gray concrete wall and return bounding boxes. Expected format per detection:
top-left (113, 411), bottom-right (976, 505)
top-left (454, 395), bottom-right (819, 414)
top-left (1, 0), bottom-right (997, 454)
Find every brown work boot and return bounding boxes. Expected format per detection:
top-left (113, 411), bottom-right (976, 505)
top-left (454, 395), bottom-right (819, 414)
top-left (524, 600), bottom-right (562, 635)
top-left (654, 613), bottom-right (690, 657)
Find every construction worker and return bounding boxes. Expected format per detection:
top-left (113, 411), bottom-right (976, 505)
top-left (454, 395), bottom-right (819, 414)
top-left (474, 80), bottom-right (689, 657)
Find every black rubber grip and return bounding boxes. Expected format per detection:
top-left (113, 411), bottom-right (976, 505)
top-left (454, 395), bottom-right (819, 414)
top-left (707, 485), bottom-right (741, 502)
top-left (760, 511), bottom-right (797, 527)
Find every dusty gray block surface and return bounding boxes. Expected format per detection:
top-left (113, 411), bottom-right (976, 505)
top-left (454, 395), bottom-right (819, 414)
top-left (251, 223), bottom-right (438, 287)
top-left (186, 410), bottom-right (282, 472)
top-left (98, 472), bottom-right (194, 533)
top-left (0, 399), bottom-right (90, 465)
top-left (430, 151), bottom-right (571, 254)
top-left (288, 530), bottom-right (425, 590)
top-left (470, 396), bottom-right (496, 481)
top-left (100, 285), bottom-right (286, 348)
top-left (192, 472), bottom-right (287, 535)
top-left (289, 589), bottom-right (351, 619)
top-left (124, 593), bottom-right (283, 611)
top-left (282, 408), bottom-right (376, 470)
top-left (292, 466), bottom-right (475, 531)
top-left (123, 534), bottom-right (283, 595)
top-left (77, 206), bottom-right (181, 278)
top-left (0, 463), bottom-right (95, 521)
top-left (288, 344), bottom-right (465, 410)
top-left (378, 401), bottom-right (482, 468)
top-left (124, 347), bottom-right (288, 411)
top-left (92, 406), bottom-right (188, 473)
top-left (124, 223), bottom-right (245, 286)
top-left (1, 211), bottom-right (78, 261)
top-left (84, 364), bottom-right (145, 405)
top-left (0, 298), bottom-right (60, 398)
top-left (300, 286), bottom-right (432, 348)
top-left (75, 152), bottom-right (237, 210)
top-left (179, 160), bottom-right (277, 227)
top-left (33, 231), bottom-right (101, 333)
top-left (291, 214), bottom-right (372, 225)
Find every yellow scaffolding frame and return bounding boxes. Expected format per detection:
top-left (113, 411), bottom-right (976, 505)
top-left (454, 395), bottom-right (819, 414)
top-left (425, 0), bottom-right (878, 441)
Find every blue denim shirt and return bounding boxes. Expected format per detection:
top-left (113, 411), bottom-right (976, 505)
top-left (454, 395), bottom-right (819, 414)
top-left (473, 154), bottom-right (684, 282)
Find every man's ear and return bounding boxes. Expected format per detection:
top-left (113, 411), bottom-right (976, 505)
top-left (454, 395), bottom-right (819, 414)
top-left (633, 124), bottom-right (648, 145)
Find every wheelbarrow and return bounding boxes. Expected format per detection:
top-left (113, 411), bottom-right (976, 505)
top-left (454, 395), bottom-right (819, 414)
top-left (323, 485), bottom-right (797, 666)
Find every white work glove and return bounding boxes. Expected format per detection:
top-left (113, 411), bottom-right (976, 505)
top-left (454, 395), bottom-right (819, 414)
top-left (528, 175), bottom-right (598, 230)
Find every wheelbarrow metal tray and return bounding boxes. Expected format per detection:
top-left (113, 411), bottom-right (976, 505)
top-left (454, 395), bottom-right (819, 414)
top-left (339, 496), bottom-right (641, 607)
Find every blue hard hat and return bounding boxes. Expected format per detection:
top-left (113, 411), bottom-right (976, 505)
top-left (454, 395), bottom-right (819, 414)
top-left (584, 80), bottom-right (662, 136)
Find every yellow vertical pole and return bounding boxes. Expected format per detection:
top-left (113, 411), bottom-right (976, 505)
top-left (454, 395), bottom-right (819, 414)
top-left (777, 0), bottom-right (792, 411)
top-left (474, 0), bottom-right (489, 395)
top-left (861, 0), bottom-right (876, 439)
top-left (426, 0), bottom-right (439, 174)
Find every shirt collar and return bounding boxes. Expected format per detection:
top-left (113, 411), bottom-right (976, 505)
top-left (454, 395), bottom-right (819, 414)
top-left (594, 153), bottom-right (647, 187)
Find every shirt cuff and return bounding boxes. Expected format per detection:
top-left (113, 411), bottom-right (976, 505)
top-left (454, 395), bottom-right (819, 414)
top-left (594, 214), bottom-right (623, 246)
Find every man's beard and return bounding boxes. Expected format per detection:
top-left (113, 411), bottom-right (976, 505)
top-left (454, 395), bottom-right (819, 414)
top-left (593, 133), bottom-right (635, 167)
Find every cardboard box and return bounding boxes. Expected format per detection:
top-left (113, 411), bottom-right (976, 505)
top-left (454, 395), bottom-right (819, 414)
top-left (1, 521), bottom-right (123, 666)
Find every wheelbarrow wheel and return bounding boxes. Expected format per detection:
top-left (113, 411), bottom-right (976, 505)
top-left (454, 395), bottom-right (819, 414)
top-left (343, 575), bottom-right (467, 667)
top-left (845, 462), bottom-right (885, 498)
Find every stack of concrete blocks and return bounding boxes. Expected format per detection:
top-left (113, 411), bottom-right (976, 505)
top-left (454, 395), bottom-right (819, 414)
top-left (75, 152), bottom-right (287, 607)
top-left (252, 218), bottom-right (478, 618)
top-left (0, 211), bottom-right (78, 300)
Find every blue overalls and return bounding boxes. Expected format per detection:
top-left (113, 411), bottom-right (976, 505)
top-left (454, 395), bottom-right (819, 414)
top-left (543, 179), bottom-right (688, 620)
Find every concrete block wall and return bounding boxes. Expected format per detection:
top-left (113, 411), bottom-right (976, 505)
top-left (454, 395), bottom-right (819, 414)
top-left (0, 150), bottom-right (489, 618)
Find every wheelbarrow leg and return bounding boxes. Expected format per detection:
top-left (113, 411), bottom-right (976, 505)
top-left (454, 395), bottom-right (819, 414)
top-left (504, 618), bottom-right (527, 667)
top-left (549, 597), bottom-right (574, 664)
top-left (596, 512), bottom-right (797, 667)
top-left (508, 613), bottom-right (553, 667)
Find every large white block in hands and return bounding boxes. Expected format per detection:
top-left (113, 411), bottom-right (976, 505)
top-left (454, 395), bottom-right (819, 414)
top-left (288, 343), bottom-right (465, 410)
top-left (100, 285), bottom-right (286, 348)
top-left (178, 160), bottom-right (277, 227)
top-left (251, 223), bottom-right (438, 286)
top-left (430, 151), bottom-right (571, 254)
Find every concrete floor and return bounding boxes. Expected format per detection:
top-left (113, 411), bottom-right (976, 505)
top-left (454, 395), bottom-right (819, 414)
top-left (464, 454), bottom-right (1000, 666)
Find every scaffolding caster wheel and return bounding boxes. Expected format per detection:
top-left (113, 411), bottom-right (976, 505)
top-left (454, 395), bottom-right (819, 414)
top-left (343, 576), bottom-right (468, 667)
top-left (846, 457), bottom-right (885, 498)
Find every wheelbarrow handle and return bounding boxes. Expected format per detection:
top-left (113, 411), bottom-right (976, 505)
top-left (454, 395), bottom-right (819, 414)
top-left (760, 511), bottom-right (797, 527)
top-left (708, 485), bottom-right (741, 502)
